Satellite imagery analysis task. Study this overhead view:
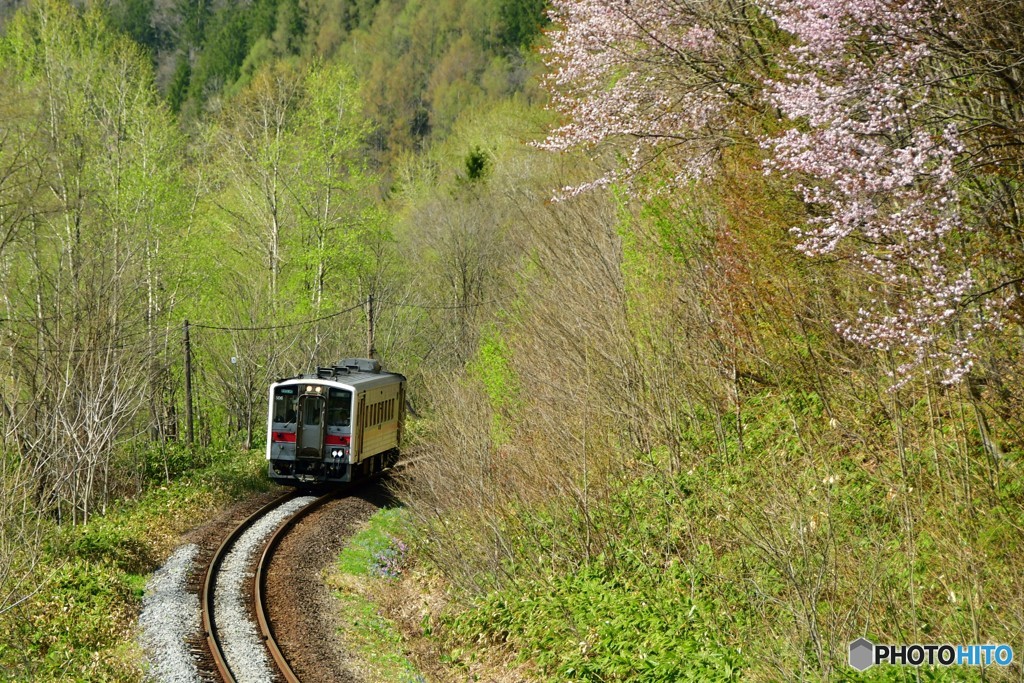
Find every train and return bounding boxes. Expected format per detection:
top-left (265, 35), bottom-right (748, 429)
top-left (265, 358), bottom-right (406, 485)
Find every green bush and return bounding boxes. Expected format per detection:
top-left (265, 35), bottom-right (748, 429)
top-left (447, 561), bottom-right (743, 682)
top-left (0, 448), bottom-right (272, 681)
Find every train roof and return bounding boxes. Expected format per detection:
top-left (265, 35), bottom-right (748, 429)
top-left (273, 358), bottom-right (405, 392)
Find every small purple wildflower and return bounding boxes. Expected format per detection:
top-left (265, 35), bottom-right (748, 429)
top-left (369, 535), bottom-right (408, 579)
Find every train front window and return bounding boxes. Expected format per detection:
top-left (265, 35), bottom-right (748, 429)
top-left (273, 387), bottom-right (298, 423)
top-left (304, 400), bottom-right (321, 425)
top-left (327, 388), bottom-right (352, 427)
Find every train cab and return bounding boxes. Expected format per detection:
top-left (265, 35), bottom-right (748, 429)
top-left (266, 358), bottom-right (405, 485)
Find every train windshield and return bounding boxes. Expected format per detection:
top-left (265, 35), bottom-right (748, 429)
top-left (327, 388), bottom-right (352, 427)
top-left (272, 386), bottom-right (299, 424)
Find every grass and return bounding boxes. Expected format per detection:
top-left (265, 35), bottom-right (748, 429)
top-left (409, 382), bottom-right (1019, 682)
top-left (327, 506), bottom-right (425, 683)
top-left (0, 447), bottom-right (273, 682)
top-left (441, 528), bottom-right (745, 683)
top-left (336, 507), bottom-right (412, 576)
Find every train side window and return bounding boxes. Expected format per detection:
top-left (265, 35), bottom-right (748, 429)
top-left (273, 387), bottom-right (298, 423)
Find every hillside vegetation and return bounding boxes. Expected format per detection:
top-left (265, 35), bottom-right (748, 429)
top-left (0, 0), bottom-right (1023, 680)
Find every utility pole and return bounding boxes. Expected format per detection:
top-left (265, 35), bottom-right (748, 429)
top-left (184, 319), bottom-right (194, 448)
top-left (366, 293), bottom-right (376, 359)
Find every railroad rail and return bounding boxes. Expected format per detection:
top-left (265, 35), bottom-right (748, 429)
top-left (201, 490), bottom-right (333, 683)
top-left (200, 462), bottom-right (412, 682)
top-left (254, 493), bottom-right (338, 682)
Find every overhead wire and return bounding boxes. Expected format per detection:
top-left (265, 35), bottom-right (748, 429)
top-left (1, 294), bottom-right (512, 347)
top-left (189, 300), bottom-right (368, 332)
top-left (390, 297), bottom-right (510, 311)
top-left (189, 296), bottom-right (510, 330)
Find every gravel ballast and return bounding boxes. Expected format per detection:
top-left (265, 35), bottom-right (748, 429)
top-left (264, 487), bottom-right (395, 683)
top-left (213, 495), bottom-right (318, 683)
top-left (139, 543), bottom-right (202, 683)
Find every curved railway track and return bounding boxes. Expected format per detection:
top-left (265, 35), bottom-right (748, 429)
top-left (201, 490), bottom-right (336, 683)
top-left (198, 462), bottom-right (413, 683)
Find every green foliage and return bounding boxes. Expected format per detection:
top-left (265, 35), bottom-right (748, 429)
top-left (337, 507), bottom-right (411, 576)
top-left (466, 326), bottom-right (519, 443)
top-left (6, 558), bottom-right (139, 678)
top-left (327, 0), bottom-right (538, 153)
top-left (65, 522), bottom-right (156, 575)
top-left (174, 0), bottom-right (209, 48)
top-left (330, 507), bottom-right (423, 682)
top-left (0, 449), bottom-right (271, 680)
top-left (448, 561), bottom-right (743, 682)
top-left (329, 587), bottom-right (424, 682)
top-left (107, 0), bottom-right (162, 56)
top-left (167, 53), bottom-right (191, 112)
top-left (468, 328), bottom-right (516, 407)
top-left (497, 0), bottom-right (549, 49)
top-left (189, 7), bottom-right (249, 101)
top-left (463, 145), bottom-right (489, 181)
top-left (249, 0), bottom-right (282, 43)
top-left (96, 0), bottom-right (545, 152)
top-left (171, 0), bottom-right (311, 112)
top-left (138, 440), bottom-right (213, 482)
top-left (272, 0), bottom-right (306, 54)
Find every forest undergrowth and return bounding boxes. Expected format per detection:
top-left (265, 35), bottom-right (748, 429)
top-left (0, 448), bottom-right (271, 681)
top-left (401, 154), bottom-right (1024, 681)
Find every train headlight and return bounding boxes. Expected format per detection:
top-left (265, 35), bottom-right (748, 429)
top-left (332, 449), bottom-right (342, 459)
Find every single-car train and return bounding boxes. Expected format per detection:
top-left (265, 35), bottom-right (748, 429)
top-left (266, 358), bottom-right (405, 485)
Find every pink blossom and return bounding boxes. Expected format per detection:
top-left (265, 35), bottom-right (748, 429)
top-left (540, 0), bottom-right (733, 195)
top-left (541, 0), bottom-right (1002, 385)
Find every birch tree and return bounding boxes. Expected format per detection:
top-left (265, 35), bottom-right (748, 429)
top-left (1, 0), bottom-right (187, 521)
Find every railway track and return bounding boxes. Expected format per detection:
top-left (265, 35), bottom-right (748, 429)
top-left (198, 462), bottom-right (412, 683)
top-left (201, 490), bottom-right (336, 683)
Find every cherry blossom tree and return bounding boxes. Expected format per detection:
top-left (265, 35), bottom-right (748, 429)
top-left (761, 0), bottom-right (990, 384)
top-left (542, 0), bottom-right (1010, 385)
top-left (540, 0), bottom-right (756, 196)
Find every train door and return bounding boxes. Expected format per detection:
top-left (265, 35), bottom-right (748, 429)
top-left (297, 393), bottom-right (326, 458)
